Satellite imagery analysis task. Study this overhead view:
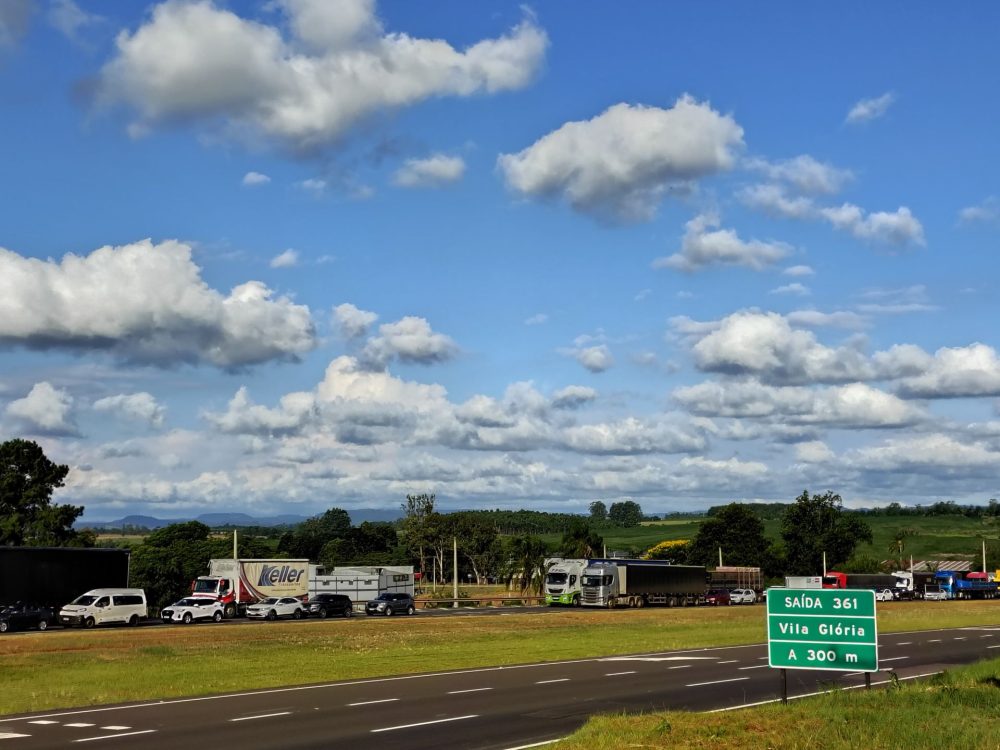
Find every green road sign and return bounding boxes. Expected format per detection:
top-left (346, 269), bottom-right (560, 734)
top-left (767, 588), bottom-right (878, 672)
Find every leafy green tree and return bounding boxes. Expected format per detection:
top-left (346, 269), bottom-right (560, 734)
top-left (399, 493), bottom-right (436, 578)
top-left (277, 507), bottom-right (351, 559)
top-left (319, 522), bottom-right (405, 568)
top-left (0, 438), bottom-right (89, 547)
top-left (838, 553), bottom-right (884, 573)
top-left (452, 513), bottom-right (502, 583)
top-left (608, 499), bottom-right (643, 528)
top-left (501, 534), bottom-right (550, 592)
top-left (559, 519), bottom-right (603, 558)
top-left (686, 503), bottom-right (776, 573)
top-left (589, 501), bottom-right (608, 523)
top-left (781, 490), bottom-right (873, 575)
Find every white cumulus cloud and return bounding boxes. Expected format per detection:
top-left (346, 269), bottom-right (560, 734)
top-left (746, 154), bottom-right (852, 195)
top-left (362, 316), bottom-right (458, 366)
top-left (93, 392), bottom-right (166, 428)
top-left (498, 96), bottom-right (744, 222)
top-left (846, 92), bottom-right (896, 124)
top-left (97, 0), bottom-right (547, 152)
top-left (654, 213), bottom-right (790, 272)
top-left (332, 303), bottom-right (378, 339)
top-left (6, 382), bottom-right (78, 436)
top-left (393, 154), bottom-right (466, 188)
top-left (269, 248), bottom-right (299, 268)
top-left (0, 239), bottom-right (315, 368)
top-left (242, 171), bottom-right (271, 186)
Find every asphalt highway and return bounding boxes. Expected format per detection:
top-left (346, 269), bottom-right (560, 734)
top-left (2, 623), bottom-right (999, 749)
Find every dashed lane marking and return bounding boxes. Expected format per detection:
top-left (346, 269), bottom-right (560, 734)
top-left (717, 660), bottom-right (739, 665)
top-left (667, 665), bottom-right (691, 670)
top-left (0, 734), bottom-right (30, 741)
top-left (229, 713), bottom-right (290, 722)
top-left (28, 721), bottom-right (58, 725)
top-left (347, 699), bottom-right (399, 707)
top-left (738, 665), bottom-right (769, 670)
top-left (605, 671), bottom-right (636, 677)
top-left (880, 656), bottom-right (909, 662)
top-left (895, 642), bottom-right (912, 645)
top-left (448, 688), bottom-right (493, 694)
top-left (928, 639), bottom-right (942, 643)
top-left (371, 715), bottom-right (478, 733)
top-left (73, 730), bottom-right (156, 743)
top-left (687, 677), bottom-right (750, 688)
top-left (535, 678), bottom-right (569, 685)
top-left (987, 645), bottom-right (1000, 649)
top-left (65, 724), bottom-right (95, 728)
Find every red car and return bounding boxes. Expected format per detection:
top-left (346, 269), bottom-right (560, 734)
top-left (704, 589), bottom-right (732, 606)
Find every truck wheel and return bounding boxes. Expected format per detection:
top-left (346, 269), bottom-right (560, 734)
top-left (84, 617), bottom-right (95, 629)
top-left (572, 595), bottom-right (580, 607)
top-left (224, 604), bottom-right (236, 619)
top-left (213, 611), bottom-right (222, 623)
top-left (636, 597), bottom-right (645, 609)
top-left (607, 597), bottom-right (616, 609)
top-left (38, 619), bottom-right (48, 631)
top-left (182, 613), bottom-right (192, 625)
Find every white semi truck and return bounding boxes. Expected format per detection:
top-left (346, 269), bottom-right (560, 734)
top-left (308, 565), bottom-right (414, 604)
top-left (580, 559), bottom-right (707, 608)
top-left (191, 558), bottom-right (310, 618)
top-left (543, 558), bottom-right (588, 606)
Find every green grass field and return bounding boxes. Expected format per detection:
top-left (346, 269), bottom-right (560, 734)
top-left (3, 600), bottom-right (1000, 716)
top-left (557, 656), bottom-right (1000, 749)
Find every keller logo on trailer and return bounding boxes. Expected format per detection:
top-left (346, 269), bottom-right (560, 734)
top-left (257, 565), bottom-right (304, 587)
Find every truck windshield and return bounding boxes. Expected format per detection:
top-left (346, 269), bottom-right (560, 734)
top-left (546, 573), bottom-right (568, 585)
top-left (192, 580), bottom-right (218, 593)
top-left (582, 575), bottom-right (611, 586)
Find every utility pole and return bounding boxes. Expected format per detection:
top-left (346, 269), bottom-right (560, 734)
top-left (718, 546), bottom-right (723, 567)
top-left (983, 539), bottom-right (988, 574)
top-left (232, 529), bottom-right (237, 559)
top-left (453, 537), bottom-right (459, 607)
top-left (822, 551), bottom-right (827, 577)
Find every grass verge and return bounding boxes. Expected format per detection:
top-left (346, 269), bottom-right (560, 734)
top-left (1, 600), bottom-right (998, 715)
top-left (555, 657), bottom-right (1000, 749)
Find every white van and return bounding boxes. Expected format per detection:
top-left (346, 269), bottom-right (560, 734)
top-left (59, 589), bottom-right (147, 628)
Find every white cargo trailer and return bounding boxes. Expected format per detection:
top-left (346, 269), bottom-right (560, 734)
top-left (309, 566), bottom-right (414, 605)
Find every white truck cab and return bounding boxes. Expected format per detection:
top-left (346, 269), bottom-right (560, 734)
top-left (59, 588), bottom-right (147, 628)
top-left (544, 559), bottom-right (588, 606)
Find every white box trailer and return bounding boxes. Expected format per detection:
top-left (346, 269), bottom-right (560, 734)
top-left (309, 566), bottom-right (414, 606)
top-left (784, 576), bottom-right (824, 589)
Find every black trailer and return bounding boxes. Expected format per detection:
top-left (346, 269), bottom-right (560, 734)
top-left (591, 559), bottom-right (707, 606)
top-left (844, 573), bottom-right (897, 590)
top-left (0, 547), bottom-right (131, 610)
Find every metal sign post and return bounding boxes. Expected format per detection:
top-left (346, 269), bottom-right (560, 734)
top-left (767, 588), bottom-right (878, 677)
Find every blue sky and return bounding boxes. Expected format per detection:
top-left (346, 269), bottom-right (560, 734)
top-left (2, 1), bottom-right (1000, 521)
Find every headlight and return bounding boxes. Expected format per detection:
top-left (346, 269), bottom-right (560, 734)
top-left (376, 603), bottom-right (386, 609)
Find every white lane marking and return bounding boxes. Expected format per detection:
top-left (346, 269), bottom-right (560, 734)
top-left (371, 715), bottom-right (478, 733)
top-left (987, 645), bottom-right (1000, 649)
top-left (0, 734), bottom-right (30, 740)
top-left (844, 672), bottom-right (864, 677)
top-left (28, 721), bottom-right (58, 725)
top-left (738, 665), bottom-right (769, 670)
top-left (717, 660), bottom-right (738, 665)
top-left (448, 688), bottom-right (493, 695)
top-left (707, 671), bottom-right (943, 712)
top-left (880, 656), bottom-right (909, 662)
top-left (981, 635), bottom-right (994, 638)
top-left (228, 712), bottom-right (291, 722)
top-left (602, 656), bottom-right (717, 662)
top-left (347, 698), bottom-right (399, 707)
top-left (99, 727), bottom-right (130, 731)
top-left (687, 677), bottom-right (750, 688)
top-left (74, 730), bottom-right (156, 743)
top-left (954, 637), bottom-right (967, 641)
top-left (895, 642), bottom-right (912, 645)
top-left (65, 724), bottom-right (95, 728)
top-left (605, 671), bottom-right (636, 677)
top-left (928, 639), bottom-right (942, 643)
top-left (535, 678), bottom-right (569, 685)
top-left (501, 739), bottom-right (569, 750)
top-left (667, 665), bottom-right (691, 670)
top-left (757, 656), bottom-right (768, 660)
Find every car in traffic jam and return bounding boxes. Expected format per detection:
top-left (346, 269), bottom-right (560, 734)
top-left (365, 592), bottom-right (416, 616)
top-left (160, 598), bottom-right (225, 624)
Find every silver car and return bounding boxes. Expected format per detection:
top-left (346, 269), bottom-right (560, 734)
top-left (730, 588), bottom-right (758, 604)
top-left (246, 597), bottom-right (304, 621)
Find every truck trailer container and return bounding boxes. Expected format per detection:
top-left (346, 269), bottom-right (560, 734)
top-left (934, 570), bottom-right (998, 599)
top-left (543, 558), bottom-right (588, 606)
top-left (784, 576), bottom-right (824, 589)
top-left (580, 559), bottom-right (706, 608)
top-left (191, 558), bottom-right (309, 617)
top-left (308, 566), bottom-right (414, 605)
top-left (0, 546), bottom-right (131, 610)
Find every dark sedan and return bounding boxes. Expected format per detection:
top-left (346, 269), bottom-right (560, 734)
top-left (0, 602), bottom-right (55, 633)
top-left (365, 592), bottom-right (416, 616)
top-left (305, 594), bottom-right (354, 618)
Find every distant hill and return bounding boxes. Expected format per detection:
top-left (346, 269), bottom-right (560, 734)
top-left (78, 508), bottom-right (401, 530)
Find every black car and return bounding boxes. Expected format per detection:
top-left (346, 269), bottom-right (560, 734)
top-left (365, 592), bottom-right (416, 616)
top-left (0, 602), bottom-right (55, 633)
top-left (305, 594), bottom-right (353, 619)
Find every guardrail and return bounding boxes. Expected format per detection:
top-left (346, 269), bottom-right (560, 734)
top-left (415, 595), bottom-right (546, 608)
